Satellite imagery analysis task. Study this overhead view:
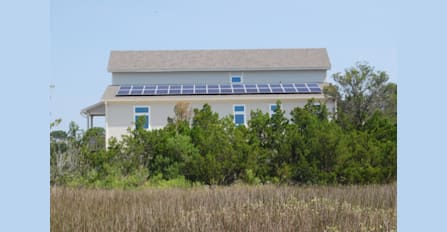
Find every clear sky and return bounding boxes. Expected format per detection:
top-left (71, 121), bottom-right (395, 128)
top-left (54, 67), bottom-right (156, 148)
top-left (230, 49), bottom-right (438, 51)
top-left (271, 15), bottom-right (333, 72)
top-left (50, 0), bottom-right (399, 131)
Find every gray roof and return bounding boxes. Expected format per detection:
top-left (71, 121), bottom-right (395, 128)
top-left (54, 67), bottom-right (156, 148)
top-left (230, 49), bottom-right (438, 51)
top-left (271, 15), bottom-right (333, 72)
top-left (108, 48), bottom-right (330, 72)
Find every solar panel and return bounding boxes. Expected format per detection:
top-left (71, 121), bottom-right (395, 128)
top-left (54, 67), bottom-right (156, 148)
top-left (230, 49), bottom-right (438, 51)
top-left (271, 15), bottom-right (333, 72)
top-left (129, 85), bottom-right (143, 95)
top-left (170, 89), bottom-right (181, 94)
top-left (117, 90), bottom-right (130, 95)
top-left (284, 88), bottom-right (296, 93)
top-left (143, 89), bottom-right (155, 95)
top-left (270, 84), bottom-right (283, 93)
top-left (309, 87), bottom-right (322, 93)
top-left (145, 85), bottom-right (156, 89)
top-left (157, 89), bottom-right (168, 94)
top-left (116, 83), bottom-right (323, 96)
top-left (246, 88), bottom-right (258, 94)
top-left (158, 85), bottom-right (169, 90)
top-left (208, 88), bottom-right (220, 94)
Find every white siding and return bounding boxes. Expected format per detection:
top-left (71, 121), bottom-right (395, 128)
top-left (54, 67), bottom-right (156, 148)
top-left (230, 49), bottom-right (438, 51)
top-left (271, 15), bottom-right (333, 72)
top-left (105, 98), bottom-right (335, 141)
top-left (112, 70), bottom-right (327, 85)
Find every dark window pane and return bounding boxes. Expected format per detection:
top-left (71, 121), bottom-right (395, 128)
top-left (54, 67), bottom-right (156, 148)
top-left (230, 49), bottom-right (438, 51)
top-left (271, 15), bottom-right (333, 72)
top-left (135, 107), bottom-right (149, 113)
top-left (231, 76), bottom-right (241, 83)
top-left (235, 114), bottom-right (244, 125)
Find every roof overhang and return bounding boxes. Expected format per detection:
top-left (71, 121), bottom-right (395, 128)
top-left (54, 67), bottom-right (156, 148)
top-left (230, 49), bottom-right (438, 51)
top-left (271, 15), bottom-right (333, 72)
top-left (81, 101), bottom-right (105, 116)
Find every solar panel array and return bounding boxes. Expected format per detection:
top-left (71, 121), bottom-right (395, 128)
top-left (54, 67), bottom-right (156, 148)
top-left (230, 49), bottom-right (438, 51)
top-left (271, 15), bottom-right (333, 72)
top-left (116, 83), bottom-right (322, 96)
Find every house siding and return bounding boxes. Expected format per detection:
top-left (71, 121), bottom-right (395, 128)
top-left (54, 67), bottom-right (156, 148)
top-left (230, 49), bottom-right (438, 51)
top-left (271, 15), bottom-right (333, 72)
top-left (106, 98), bottom-right (335, 141)
top-left (111, 70), bottom-right (326, 85)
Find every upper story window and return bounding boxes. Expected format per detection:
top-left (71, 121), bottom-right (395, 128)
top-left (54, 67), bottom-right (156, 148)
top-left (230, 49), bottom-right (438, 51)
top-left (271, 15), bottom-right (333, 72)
top-left (231, 76), bottom-right (242, 83)
top-left (233, 105), bottom-right (246, 126)
top-left (230, 72), bottom-right (243, 83)
top-left (134, 106), bottom-right (150, 129)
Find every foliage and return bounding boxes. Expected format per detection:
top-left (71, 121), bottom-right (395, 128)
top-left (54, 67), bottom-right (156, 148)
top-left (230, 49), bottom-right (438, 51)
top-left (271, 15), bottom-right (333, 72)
top-left (50, 63), bottom-right (397, 188)
top-left (325, 62), bottom-right (396, 129)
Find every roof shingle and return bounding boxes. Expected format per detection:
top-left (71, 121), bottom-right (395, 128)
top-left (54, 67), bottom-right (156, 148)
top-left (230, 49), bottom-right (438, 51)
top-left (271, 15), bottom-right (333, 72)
top-left (108, 48), bottom-right (330, 72)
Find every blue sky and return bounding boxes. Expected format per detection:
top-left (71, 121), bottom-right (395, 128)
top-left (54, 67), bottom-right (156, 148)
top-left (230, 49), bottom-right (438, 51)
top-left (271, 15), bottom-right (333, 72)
top-left (51, 0), bottom-right (399, 130)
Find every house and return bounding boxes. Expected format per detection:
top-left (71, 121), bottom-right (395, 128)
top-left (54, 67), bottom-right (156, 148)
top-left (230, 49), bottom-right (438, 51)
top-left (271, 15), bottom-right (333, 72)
top-left (81, 48), bottom-right (334, 144)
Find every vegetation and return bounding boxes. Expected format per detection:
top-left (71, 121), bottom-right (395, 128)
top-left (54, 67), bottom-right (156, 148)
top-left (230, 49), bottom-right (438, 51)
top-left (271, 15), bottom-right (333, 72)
top-left (51, 184), bottom-right (396, 232)
top-left (50, 62), bottom-right (396, 188)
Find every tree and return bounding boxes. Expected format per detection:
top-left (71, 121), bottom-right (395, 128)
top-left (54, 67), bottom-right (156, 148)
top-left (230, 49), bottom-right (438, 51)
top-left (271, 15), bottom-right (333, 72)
top-left (327, 62), bottom-right (396, 130)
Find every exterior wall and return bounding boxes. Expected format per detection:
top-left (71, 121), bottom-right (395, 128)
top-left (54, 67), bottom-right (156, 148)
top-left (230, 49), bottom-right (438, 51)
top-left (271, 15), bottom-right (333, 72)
top-left (105, 98), bottom-right (335, 142)
top-left (111, 70), bottom-right (327, 85)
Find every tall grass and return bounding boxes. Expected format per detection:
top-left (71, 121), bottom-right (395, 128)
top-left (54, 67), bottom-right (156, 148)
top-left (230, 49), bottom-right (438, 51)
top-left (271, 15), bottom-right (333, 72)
top-left (51, 184), bottom-right (396, 231)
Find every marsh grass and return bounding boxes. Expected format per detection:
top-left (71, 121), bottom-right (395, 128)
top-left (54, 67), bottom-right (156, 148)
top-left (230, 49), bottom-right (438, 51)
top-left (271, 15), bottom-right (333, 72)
top-left (51, 184), bottom-right (396, 232)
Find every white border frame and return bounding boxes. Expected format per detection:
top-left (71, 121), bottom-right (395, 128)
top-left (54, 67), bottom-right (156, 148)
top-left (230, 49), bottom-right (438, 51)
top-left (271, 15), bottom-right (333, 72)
top-left (233, 104), bottom-right (246, 126)
top-left (229, 72), bottom-right (244, 84)
top-left (134, 105), bottom-right (150, 129)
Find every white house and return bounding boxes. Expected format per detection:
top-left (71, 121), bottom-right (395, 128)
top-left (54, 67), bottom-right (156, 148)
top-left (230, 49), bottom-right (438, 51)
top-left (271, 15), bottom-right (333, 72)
top-left (81, 48), bottom-right (334, 144)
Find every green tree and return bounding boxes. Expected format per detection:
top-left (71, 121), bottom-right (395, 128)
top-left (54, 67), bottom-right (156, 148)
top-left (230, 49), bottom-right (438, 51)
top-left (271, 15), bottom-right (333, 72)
top-left (328, 62), bottom-right (396, 130)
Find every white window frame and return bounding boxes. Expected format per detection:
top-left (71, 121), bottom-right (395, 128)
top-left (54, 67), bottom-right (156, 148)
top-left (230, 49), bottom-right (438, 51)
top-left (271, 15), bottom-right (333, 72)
top-left (229, 72), bottom-right (243, 83)
top-left (134, 105), bottom-right (150, 129)
top-left (269, 104), bottom-right (278, 117)
top-left (233, 104), bottom-right (246, 126)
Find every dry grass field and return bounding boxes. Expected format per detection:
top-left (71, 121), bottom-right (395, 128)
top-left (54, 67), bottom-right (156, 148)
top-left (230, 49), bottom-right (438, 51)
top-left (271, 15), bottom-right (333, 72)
top-left (51, 184), bottom-right (396, 232)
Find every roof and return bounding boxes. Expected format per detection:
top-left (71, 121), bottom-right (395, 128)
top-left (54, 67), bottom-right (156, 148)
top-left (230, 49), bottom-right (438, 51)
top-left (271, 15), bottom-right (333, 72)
top-left (108, 48), bottom-right (331, 72)
top-left (81, 101), bottom-right (105, 116)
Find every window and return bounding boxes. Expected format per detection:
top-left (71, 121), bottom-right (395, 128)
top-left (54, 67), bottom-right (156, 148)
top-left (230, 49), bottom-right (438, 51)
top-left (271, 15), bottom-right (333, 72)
top-left (270, 104), bottom-right (278, 117)
top-left (231, 76), bottom-right (242, 83)
top-left (230, 72), bottom-right (243, 83)
top-left (233, 105), bottom-right (246, 126)
top-left (134, 106), bottom-right (150, 129)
